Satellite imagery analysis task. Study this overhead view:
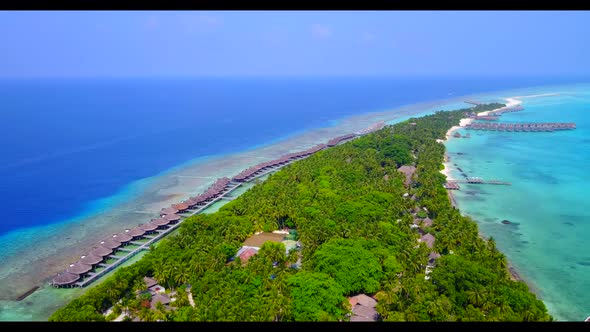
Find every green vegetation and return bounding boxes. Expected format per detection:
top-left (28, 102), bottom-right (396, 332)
top-left (49, 103), bottom-right (551, 322)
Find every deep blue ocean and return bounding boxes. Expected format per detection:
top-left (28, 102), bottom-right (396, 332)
top-left (1, 76), bottom-right (579, 236)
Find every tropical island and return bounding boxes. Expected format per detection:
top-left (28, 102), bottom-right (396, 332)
top-left (49, 103), bottom-right (551, 322)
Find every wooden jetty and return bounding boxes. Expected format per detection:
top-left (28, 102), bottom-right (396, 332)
top-left (50, 121), bottom-right (387, 289)
top-left (443, 182), bottom-right (460, 190)
top-left (464, 100), bottom-right (482, 106)
top-left (446, 177), bottom-right (511, 186)
top-left (473, 115), bottom-right (499, 121)
top-left (465, 122), bottom-right (576, 132)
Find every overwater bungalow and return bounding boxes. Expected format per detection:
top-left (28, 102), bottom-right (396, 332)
top-left (183, 199), bottom-right (198, 209)
top-left (126, 227), bottom-right (146, 239)
top-left (66, 261), bottom-right (92, 276)
top-left (52, 272), bottom-right (80, 288)
top-left (91, 246), bottom-right (112, 257)
top-left (161, 207), bottom-right (179, 215)
top-left (151, 217), bottom-right (171, 228)
top-left (140, 222), bottom-right (158, 234)
top-left (100, 238), bottom-right (122, 252)
top-left (79, 253), bottom-right (103, 266)
top-left (172, 203), bottom-right (189, 213)
top-left (112, 233), bottom-right (132, 245)
top-left (163, 214), bottom-right (181, 224)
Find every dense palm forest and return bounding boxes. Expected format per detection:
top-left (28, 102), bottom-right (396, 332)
top-left (49, 104), bottom-right (552, 322)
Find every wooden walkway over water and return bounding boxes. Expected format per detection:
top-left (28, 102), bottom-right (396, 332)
top-left (49, 121), bottom-right (383, 289)
top-left (70, 155), bottom-right (312, 288)
top-left (443, 177), bottom-right (511, 190)
top-left (465, 122), bottom-right (576, 132)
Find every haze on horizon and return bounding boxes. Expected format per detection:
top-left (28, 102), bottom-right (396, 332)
top-left (0, 10), bottom-right (589, 79)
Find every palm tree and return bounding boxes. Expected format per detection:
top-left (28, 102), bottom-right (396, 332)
top-left (467, 288), bottom-right (486, 308)
top-left (175, 266), bottom-right (190, 286)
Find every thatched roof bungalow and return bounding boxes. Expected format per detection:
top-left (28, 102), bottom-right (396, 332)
top-left (66, 261), bottom-right (92, 275)
top-left (140, 222), bottom-right (158, 232)
top-left (419, 233), bottom-right (436, 249)
top-left (150, 293), bottom-right (170, 308)
top-left (398, 165), bottom-right (416, 187)
top-left (91, 246), bottom-right (112, 257)
top-left (428, 252), bottom-right (441, 263)
top-left (172, 203), bottom-right (189, 212)
top-left (161, 207), bottom-right (179, 215)
top-left (113, 232), bottom-right (133, 243)
top-left (151, 218), bottom-right (170, 228)
top-left (351, 305), bottom-right (378, 321)
top-left (126, 227), bottom-right (146, 238)
top-left (163, 214), bottom-right (181, 223)
top-left (144, 276), bottom-right (158, 288)
top-left (80, 254), bottom-right (102, 266)
top-left (100, 239), bottom-right (122, 250)
top-left (80, 253), bottom-right (102, 266)
top-left (422, 218), bottom-right (433, 228)
top-left (52, 272), bottom-right (80, 287)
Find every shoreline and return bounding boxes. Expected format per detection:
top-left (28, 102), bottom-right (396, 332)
top-left (438, 94), bottom-right (560, 311)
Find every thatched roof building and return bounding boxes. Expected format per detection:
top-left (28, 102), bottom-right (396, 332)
top-left (151, 293), bottom-right (170, 308)
top-left (151, 217), bottom-right (170, 227)
top-left (91, 246), bottom-right (112, 257)
top-left (353, 294), bottom-right (377, 308)
top-left (127, 227), bottom-right (146, 238)
top-left (422, 217), bottom-right (433, 228)
top-left (52, 272), bottom-right (80, 286)
top-left (163, 214), bottom-right (180, 222)
top-left (161, 207), bottom-right (179, 215)
top-left (420, 233), bottom-right (436, 248)
top-left (144, 276), bottom-right (158, 288)
top-left (66, 261), bottom-right (92, 275)
top-left (80, 253), bottom-right (102, 266)
top-left (352, 305), bottom-right (378, 321)
top-left (100, 238), bottom-right (122, 250)
top-left (398, 165), bottom-right (416, 186)
top-left (140, 222), bottom-right (158, 232)
top-left (428, 252), bottom-right (441, 262)
top-left (172, 203), bottom-right (189, 212)
top-left (113, 232), bottom-right (133, 243)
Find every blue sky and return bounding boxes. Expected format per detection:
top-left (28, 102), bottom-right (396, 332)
top-left (1, 11), bottom-right (589, 78)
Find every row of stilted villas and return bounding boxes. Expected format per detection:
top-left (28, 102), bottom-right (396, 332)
top-left (465, 122), bottom-right (576, 132)
top-left (354, 121), bottom-right (386, 136)
top-left (50, 179), bottom-right (236, 287)
top-left (231, 143), bottom-right (329, 182)
top-left (51, 121), bottom-right (388, 287)
top-left (51, 215), bottom-right (183, 287)
top-left (326, 133), bottom-right (358, 147)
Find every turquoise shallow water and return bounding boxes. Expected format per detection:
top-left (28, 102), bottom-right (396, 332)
top-left (444, 84), bottom-right (590, 321)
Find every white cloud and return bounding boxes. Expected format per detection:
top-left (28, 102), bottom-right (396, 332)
top-left (311, 24), bottom-right (333, 39)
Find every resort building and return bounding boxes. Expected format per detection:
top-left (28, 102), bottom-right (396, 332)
top-left (397, 165), bottom-right (416, 187)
